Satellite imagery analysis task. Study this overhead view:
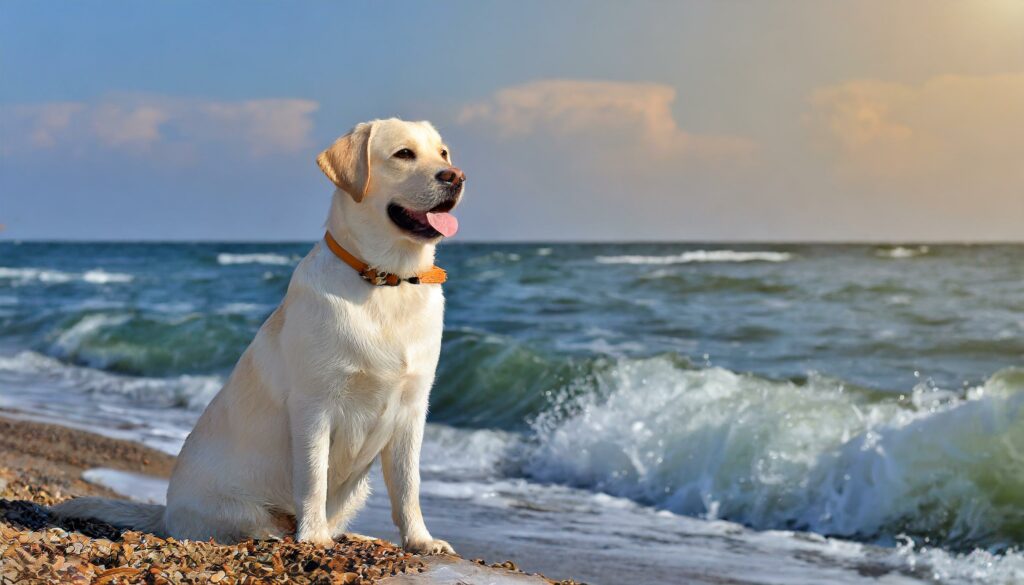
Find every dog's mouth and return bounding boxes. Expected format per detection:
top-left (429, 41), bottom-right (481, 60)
top-left (387, 199), bottom-right (459, 239)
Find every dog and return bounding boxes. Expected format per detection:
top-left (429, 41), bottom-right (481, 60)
top-left (53, 118), bottom-right (463, 554)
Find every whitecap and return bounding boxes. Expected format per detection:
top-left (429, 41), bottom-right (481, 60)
top-left (877, 246), bottom-right (930, 259)
top-left (53, 314), bottom-right (132, 355)
top-left (141, 302), bottom-right (195, 314)
top-left (595, 250), bottom-right (792, 265)
top-left (216, 302), bottom-right (271, 315)
top-left (0, 266), bottom-right (133, 285)
top-left (0, 266), bottom-right (74, 283)
top-left (82, 269), bottom-right (134, 284)
top-left (216, 253), bottom-right (294, 266)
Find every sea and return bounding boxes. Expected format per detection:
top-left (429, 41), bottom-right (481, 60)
top-left (0, 241), bottom-right (1021, 584)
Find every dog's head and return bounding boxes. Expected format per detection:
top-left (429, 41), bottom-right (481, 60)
top-left (317, 119), bottom-right (464, 242)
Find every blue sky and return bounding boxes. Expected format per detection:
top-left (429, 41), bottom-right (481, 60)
top-left (3, 1), bottom-right (1024, 241)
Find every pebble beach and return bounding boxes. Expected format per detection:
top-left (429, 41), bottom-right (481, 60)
top-left (0, 416), bottom-right (578, 585)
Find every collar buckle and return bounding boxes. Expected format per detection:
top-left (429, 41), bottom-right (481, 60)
top-left (361, 268), bottom-right (400, 286)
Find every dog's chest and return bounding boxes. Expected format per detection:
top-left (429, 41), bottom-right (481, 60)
top-left (324, 284), bottom-right (443, 469)
top-left (347, 285), bottom-right (443, 377)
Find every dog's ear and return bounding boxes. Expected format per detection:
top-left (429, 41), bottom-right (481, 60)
top-left (316, 122), bottom-right (376, 202)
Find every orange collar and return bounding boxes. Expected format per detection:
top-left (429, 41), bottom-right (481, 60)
top-left (323, 231), bottom-right (447, 286)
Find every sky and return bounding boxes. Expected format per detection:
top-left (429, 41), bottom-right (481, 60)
top-left (2, 1), bottom-right (1023, 242)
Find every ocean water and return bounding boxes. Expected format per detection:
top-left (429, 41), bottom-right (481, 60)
top-left (0, 241), bottom-right (1022, 584)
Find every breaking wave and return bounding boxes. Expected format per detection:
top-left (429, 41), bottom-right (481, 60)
top-left (523, 357), bottom-right (1024, 551)
top-left (39, 312), bottom-right (258, 376)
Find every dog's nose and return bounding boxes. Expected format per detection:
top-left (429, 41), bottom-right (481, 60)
top-left (435, 167), bottom-right (466, 187)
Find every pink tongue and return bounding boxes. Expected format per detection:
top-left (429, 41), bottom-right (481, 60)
top-left (426, 212), bottom-right (459, 237)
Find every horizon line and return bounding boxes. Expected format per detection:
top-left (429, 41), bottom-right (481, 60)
top-left (1, 237), bottom-right (1022, 246)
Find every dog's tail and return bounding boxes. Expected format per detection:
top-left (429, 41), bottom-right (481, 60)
top-left (50, 497), bottom-right (166, 536)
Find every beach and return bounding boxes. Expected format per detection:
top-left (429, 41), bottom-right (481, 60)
top-left (0, 241), bottom-right (1022, 584)
top-left (3, 412), bottom-right (1020, 585)
top-left (0, 416), bottom-right (577, 584)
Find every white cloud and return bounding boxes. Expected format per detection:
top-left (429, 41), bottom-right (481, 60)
top-left (91, 103), bottom-right (169, 148)
top-left (458, 79), bottom-right (754, 168)
top-left (6, 102), bottom-right (85, 149)
top-left (807, 74), bottom-right (1024, 183)
top-left (1, 95), bottom-right (319, 159)
top-left (197, 99), bottom-right (318, 156)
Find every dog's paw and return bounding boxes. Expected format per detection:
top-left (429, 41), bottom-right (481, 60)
top-left (403, 537), bottom-right (455, 556)
top-left (296, 527), bottom-right (334, 547)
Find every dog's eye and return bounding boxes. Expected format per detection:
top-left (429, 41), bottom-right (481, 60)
top-left (393, 148), bottom-right (416, 160)
top-left (440, 149), bottom-right (449, 160)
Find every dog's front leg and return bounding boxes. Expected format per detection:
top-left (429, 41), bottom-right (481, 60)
top-left (289, 400), bottom-right (333, 546)
top-left (381, 412), bottom-right (454, 555)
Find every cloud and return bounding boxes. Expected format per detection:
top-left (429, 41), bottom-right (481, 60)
top-left (458, 79), bottom-right (754, 168)
top-left (197, 100), bottom-right (318, 156)
top-left (807, 74), bottom-right (1024, 183)
top-left (91, 103), bottom-right (169, 148)
top-left (1, 95), bottom-right (319, 159)
top-left (5, 102), bottom-right (86, 149)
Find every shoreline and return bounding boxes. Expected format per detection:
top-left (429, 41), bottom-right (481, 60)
top-left (0, 415), bottom-right (576, 584)
top-left (2, 409), bottom-right (1020, 585)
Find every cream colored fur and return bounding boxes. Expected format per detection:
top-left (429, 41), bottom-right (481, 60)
top-left (53, 118), bottom-right (461, 554)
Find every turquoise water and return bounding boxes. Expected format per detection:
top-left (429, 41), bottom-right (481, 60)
top-left (0, 241), bottom-right (1022, 579)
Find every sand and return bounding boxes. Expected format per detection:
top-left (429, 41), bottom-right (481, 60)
top-left (0, 416), bottom-right (579, 585)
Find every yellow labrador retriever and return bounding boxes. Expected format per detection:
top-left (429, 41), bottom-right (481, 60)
top-left (54, 118), bottom-right (463, 554)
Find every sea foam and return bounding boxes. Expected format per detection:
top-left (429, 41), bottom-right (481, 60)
top-left (0, 267), bottom-right (133, 285)
top-left (82, 269), bottom-right (134, 284)
top-left (595, 250), bottom-right (792, 265)
top-left (216, 253), bottom-right (295, 266)
top-left (0, 350), bottom-right (222, 412)
top-left (876, 246), bottom-right (930, 259)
